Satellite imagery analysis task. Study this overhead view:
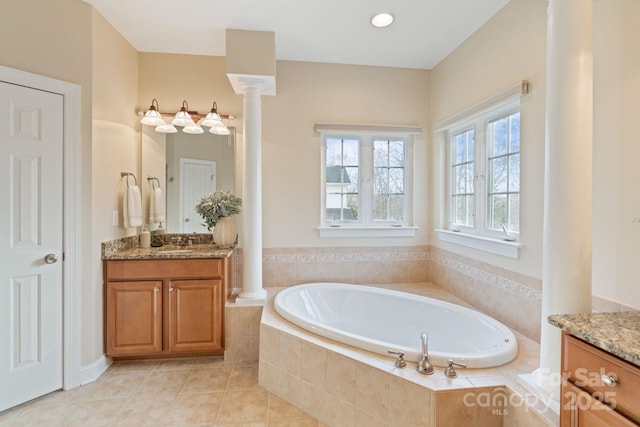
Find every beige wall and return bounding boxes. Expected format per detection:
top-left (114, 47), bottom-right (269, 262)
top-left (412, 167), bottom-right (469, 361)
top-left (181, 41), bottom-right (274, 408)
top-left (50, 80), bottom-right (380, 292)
top-left (89, 10), bottom-right (140, 363)
top-left (139, 55), bottom-right (431, 248)
top-left (0, 0), bottom-right (101, 365)
top-left (429, 0), bottom-right (548, 279)
top-left (262, 61), bottom-right (430, 247)
top-left (592, 0), bottom-right (640, 308)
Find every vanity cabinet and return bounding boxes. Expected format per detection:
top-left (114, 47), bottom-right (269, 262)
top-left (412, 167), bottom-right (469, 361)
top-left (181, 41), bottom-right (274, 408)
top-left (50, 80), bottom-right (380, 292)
top-left (561, 332), bottom-right (640, 426)
top-left (104, 257), bottom-right (231, 358)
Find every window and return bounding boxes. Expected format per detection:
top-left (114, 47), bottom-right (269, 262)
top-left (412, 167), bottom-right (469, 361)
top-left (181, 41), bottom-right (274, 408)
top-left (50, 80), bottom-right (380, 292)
top-left (443, 98), bottom-right (521, 246)
top-left (318, 127), bottom-right (417, 237)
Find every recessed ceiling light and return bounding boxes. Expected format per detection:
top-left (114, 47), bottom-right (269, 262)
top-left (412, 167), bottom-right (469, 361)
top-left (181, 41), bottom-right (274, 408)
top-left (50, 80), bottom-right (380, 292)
top-left (371, 12), bottom-right (394, 28)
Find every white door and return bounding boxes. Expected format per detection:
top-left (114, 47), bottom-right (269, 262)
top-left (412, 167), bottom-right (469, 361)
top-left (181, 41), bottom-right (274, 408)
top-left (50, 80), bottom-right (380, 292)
top-left (180, 158), bottom-right (216, 233)
top-left (0, 82), bottom-right (64, 411)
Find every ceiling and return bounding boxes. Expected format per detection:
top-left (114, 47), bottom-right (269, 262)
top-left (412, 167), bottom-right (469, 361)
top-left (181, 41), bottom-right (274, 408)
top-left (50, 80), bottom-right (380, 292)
top-left (83, 0), bottom-right (510, 70)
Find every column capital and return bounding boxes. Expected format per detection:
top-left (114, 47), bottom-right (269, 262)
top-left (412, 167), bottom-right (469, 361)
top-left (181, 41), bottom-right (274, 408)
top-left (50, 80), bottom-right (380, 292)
top-left (226, 73), bottom-right (276, 96)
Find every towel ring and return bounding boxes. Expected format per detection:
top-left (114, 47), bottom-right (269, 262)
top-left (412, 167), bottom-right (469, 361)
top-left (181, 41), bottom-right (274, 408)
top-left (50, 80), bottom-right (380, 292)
top-left (147, 176), bottom-right (160, 190)
top-left (121, 172), bottom-right (137, 187)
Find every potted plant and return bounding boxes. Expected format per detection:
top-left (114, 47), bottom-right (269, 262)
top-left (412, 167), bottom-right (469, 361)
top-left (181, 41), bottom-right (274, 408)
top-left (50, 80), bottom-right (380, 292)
top-left (195, 191), bottom-right (242, 246)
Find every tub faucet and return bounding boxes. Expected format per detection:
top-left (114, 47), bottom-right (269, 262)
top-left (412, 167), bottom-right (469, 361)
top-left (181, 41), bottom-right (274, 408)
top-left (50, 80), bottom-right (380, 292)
top-left (444, 359), bottom-right (467, 378)
top-left (416, 332), bottom-right (434, 375)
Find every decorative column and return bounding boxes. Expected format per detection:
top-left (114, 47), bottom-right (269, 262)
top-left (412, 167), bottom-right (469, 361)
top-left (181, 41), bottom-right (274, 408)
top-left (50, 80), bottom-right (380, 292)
top-left (237, 79), bottom-right (268, 303)
top-left (225, 29), bottom-right (275, 304)
top-left (519, 0), bottom-right (593, 407)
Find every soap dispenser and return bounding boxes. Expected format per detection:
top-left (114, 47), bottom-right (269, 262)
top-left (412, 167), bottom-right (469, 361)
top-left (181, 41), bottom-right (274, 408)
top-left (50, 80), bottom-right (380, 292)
top-left (156, 223), bottom-right (166, 235)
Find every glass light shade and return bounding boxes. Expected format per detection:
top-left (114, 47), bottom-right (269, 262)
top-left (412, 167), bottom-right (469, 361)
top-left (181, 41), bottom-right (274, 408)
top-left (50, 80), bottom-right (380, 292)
top-left (155, 123), bottom-right (178, 133)
top-left (141, 109), bottom-right (166, 126)
top-left (199, 112), bottom-right (224, 128)
top-left (171, 110), bottom-right (194, 127)
top-left (183, 123), bottom-right (204, 134)
top-left (210, 125), bottom-right (230, 136)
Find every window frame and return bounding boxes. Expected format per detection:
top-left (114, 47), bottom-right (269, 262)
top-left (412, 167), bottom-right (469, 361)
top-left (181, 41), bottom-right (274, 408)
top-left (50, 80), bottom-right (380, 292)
top-left (319, 129), bottom-right (417, 237)
top-left (439, 97), bottom-right (522, 256)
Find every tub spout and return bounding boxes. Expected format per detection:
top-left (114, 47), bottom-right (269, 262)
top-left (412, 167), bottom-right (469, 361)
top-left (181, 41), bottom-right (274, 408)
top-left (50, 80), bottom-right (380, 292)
top-left (416, 332), bottom-right (434, 375)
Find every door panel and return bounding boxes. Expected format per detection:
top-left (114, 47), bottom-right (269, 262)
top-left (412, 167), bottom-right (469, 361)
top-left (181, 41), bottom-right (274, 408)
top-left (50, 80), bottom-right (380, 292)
top-left (0, 82), bottom-right (63, 412)
top-left (105, 281), bottom-right (163, 356)
top-left (180, 158), bottom-right (215, 233)
top-left (168, 279), bottom-right (222, 353)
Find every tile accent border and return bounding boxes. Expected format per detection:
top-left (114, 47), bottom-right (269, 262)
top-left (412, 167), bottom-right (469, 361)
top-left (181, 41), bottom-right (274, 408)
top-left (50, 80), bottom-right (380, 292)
top-left (428, 251), bottom-right (542, 303)
top-left (235, 246), bottom-right (430, 289)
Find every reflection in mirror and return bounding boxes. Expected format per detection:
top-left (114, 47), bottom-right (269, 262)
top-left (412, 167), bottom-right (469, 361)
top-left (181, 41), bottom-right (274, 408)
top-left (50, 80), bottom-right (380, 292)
top-left (141, 126), bottom-right (235, 233)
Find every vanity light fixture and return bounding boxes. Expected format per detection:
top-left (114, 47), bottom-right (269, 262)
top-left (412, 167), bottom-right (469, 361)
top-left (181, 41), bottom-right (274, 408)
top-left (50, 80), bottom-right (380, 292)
top-left (371, 12), bottom-right (394, 28)
top-left (139, 99), bottom-right (234, 135)
top-left (171, 100), bottom-right (195, 127)
top-left (140, 99), bottom-right (166, 126)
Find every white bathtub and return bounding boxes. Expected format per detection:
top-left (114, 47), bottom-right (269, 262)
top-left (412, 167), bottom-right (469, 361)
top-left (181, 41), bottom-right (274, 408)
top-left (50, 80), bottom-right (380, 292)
top-left (274, 283), bottom-right (518, 369)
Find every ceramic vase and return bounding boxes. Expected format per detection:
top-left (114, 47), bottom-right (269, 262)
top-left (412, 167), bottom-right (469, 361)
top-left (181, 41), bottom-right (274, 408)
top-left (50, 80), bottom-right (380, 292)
top-left (213, 216), bottom-right (237, 247)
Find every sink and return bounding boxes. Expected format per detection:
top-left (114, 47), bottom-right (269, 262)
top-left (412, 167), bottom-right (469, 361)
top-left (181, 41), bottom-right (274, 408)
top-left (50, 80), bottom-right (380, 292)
top-left (156, 249), bottom-right (192, 254)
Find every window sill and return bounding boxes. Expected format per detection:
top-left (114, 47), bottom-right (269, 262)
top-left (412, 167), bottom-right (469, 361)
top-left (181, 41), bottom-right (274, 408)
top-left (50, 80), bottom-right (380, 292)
top-left (435, 229), bottom-right (522, 259)
top-left (318, 226), bottom-right (418, 238)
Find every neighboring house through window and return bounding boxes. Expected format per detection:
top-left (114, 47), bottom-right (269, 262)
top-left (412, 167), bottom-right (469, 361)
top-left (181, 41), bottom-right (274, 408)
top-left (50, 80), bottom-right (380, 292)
top-left (316, 124), bottom-right (420, 237)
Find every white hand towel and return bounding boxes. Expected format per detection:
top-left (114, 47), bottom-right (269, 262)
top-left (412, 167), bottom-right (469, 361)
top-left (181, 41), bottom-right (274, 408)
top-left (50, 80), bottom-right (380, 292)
top-left (123, 185), bottom-right (143, 228)
top-left (149, 187), bottom-right (166, 224)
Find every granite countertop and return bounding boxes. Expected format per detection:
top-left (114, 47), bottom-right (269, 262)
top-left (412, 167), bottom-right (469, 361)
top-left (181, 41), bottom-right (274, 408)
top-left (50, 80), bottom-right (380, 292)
top-left (101, 233), bottom-right (235, 260)
top-left (102, 244), bottom-right (234, 260)
top-left (548, 312), bottom-right (640, 368)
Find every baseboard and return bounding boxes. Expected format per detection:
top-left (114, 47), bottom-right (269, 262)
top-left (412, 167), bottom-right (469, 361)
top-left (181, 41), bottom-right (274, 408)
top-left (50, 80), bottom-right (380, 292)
top-left (80, 354), bottom-right (112, 385)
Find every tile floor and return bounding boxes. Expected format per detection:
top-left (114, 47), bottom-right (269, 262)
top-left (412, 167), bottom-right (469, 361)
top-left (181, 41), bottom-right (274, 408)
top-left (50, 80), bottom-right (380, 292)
top-left (0, 357), bottom-right (323, 427)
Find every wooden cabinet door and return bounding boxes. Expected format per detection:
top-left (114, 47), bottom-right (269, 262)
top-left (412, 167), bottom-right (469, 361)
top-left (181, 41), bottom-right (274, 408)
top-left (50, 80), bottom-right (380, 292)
top-left (168, 279), bottom-right (223, 353)
top-left (561, 382), bottom-right (638, 427)
top-left (105, 281), bottom-right (162, 356)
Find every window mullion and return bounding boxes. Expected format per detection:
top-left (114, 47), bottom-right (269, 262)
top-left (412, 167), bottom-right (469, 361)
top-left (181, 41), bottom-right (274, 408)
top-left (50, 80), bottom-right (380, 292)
top-left (360, 137), bottom-right (373, 227)
top-left (475, 120), bottom-right (489, 234)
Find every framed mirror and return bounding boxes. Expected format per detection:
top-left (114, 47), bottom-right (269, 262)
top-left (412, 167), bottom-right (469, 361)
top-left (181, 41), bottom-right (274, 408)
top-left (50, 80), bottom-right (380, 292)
top-left (141, 126), bottom-right (236, 233)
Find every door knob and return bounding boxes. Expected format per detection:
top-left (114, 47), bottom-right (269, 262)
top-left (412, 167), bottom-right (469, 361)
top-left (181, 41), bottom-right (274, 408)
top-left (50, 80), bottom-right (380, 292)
top-left (44, 253), bottom-right (58, 264)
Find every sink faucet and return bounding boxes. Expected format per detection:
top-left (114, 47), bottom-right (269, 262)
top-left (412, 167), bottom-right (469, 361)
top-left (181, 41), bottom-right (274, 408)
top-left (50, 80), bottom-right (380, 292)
top-left (416, 332), bottom-right (434, 375)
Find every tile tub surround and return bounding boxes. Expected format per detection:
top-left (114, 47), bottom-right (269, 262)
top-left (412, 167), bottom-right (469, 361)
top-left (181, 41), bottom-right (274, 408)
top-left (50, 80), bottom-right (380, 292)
top-left (234, 246), bottom-right (430, 289)
top-left (224, 299), bottom-right (263, 363)
top-left (259, 284), bottom-right (558, 427)
top-left (428, 247), bottom-right (543, 343)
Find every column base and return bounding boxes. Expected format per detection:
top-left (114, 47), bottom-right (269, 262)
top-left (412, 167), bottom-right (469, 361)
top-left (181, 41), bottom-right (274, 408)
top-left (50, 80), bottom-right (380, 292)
top-left (236, 288), bottom-right (267, 305)
top-left (517, 368), bottom-right (561, 415)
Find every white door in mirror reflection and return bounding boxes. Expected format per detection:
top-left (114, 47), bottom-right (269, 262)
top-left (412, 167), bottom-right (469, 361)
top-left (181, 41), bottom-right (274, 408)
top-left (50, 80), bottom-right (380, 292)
top-left (180, 158), bottom-right (216, 233)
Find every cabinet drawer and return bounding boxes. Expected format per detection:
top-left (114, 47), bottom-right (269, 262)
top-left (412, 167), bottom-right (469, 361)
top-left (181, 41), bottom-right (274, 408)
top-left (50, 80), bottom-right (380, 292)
top-left (105, 258), bottom-right (223, 280)
top-left (562, 333), bottom-right (640, 423)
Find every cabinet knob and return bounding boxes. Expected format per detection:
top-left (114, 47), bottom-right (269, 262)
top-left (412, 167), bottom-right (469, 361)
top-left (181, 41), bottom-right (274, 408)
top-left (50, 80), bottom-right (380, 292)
top-left (155, 287), bottom-right (160, 292)
top-left (601, 374), bottom-right (618, 387)
top-left (169, 287), bottom-right (174, 292)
